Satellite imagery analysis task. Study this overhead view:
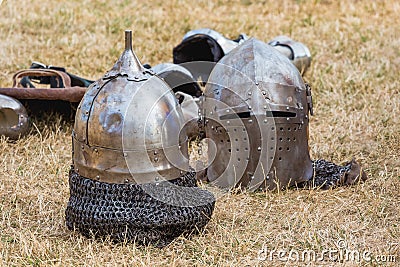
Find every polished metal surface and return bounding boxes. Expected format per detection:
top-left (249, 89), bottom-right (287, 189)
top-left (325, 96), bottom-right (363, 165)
top-left (174, 29), bottom-right (311, 78)
top-left (268, 35), bottom-right (312, 74)
top-left (151, 63), bottom-right (202, 97)
top-left (173, 28), bottom-right (248, 83)
top-left (203, 38), bottom-right (313, 191)
top-left (73, 30), bottom-right (190, 184)
top-left (0, 94), bottom-right (29, 139)
top-left (175, 91), bottom-right (202, 140)
top-left (182, 28), bottom-right (248, 55)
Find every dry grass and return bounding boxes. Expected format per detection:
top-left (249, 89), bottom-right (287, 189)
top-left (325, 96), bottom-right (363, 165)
top-left (0, 0), bottom-right (399, 266)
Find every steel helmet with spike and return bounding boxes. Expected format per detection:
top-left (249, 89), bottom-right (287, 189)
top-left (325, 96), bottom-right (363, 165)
top-left (66, 30), bottom-right (215, 247)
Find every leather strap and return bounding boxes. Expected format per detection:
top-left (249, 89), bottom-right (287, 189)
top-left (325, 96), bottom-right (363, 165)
top-left (12, 69), bottom-right (72, 88)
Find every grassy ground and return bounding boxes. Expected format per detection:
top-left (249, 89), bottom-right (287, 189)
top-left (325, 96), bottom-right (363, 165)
top-left (0, 0), bottom-right (399, 266)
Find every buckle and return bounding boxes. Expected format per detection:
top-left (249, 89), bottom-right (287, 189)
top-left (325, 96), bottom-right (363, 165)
top-left (305, 83), bottom-right (313, 116)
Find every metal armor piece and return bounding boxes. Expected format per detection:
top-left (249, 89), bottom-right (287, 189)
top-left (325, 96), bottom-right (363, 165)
top-left (151, 63), bottom-right (202, 97)
top-left (72, 32), bottom-right (190, 184)
top-left (268, 36), bottom-right (312, 74)
top-left (175, 91), bottom-right (202, 141)
top-left (305, 159), bottom-right (368, 189)
top-left (0, 94), bottom-right (29, 139)
top-left (66, 30), bottom-right (215, 246)
top-left (173, 28), bottom-right (248, 82)
top-left (150, 64), bottom-right (203, 140)
top-left (173, 29), bottom-right (311, 79)
top-left (203, 38), bottom-right (313, 191)
top-left (66, 167), bottom-right (215, 247)
top-left (178, 28), bottom-right (248, 57)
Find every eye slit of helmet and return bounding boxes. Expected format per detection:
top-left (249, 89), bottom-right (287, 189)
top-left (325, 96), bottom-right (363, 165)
top-left (219, 111), bottom-right (251, 120)
top-left (265, 111), bottom-right (297, 117)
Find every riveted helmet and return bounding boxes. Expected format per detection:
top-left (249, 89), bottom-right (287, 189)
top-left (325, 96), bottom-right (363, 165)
top-left (66, 30), bottom-right (215, 246)
top-left (0, 94), bottom-right (29, 140)
top-left (71, 37), bottom-right (189, 185)
top-left (203, 38), bottom-right (313, 191)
